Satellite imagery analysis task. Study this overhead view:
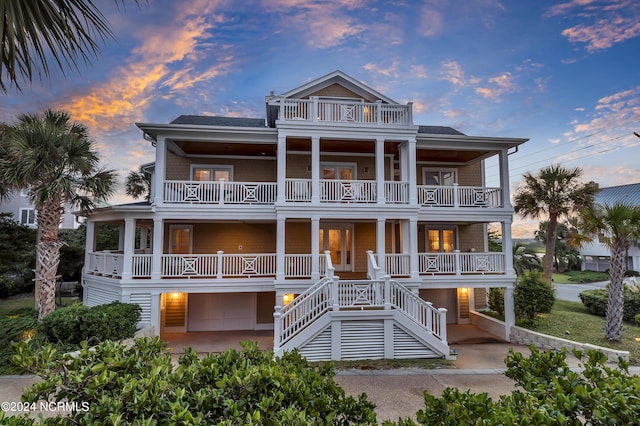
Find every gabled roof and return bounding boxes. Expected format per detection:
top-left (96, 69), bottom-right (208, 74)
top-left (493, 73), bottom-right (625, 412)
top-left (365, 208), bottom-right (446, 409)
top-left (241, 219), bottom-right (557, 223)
top-left (170, 115), bottom-right (266, 127)
top-left (595, 183), bottom-right (640, 207)
top-left (276, 70), bottom-right (398, 104)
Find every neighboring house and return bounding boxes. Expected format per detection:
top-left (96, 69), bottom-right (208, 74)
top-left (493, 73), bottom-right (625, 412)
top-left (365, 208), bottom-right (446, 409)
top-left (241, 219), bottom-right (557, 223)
top-left (0, 190), bottom-right (79, 229)
top-left (580, 183), bottom-right (640, 273)
top-left (81, 71), bottom-right (527, 361)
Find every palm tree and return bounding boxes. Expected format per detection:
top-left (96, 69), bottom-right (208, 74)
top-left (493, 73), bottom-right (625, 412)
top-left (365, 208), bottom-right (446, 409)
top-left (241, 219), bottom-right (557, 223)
top-left (0, 109), bottom-right (117, 320)
top-left (513, 242), bottom-right (542, 275)
top-left (572, 203), bottom-right (640, 341)
top-left (1, 0), bottom-right (140, 91)
top-left (125, 166), bottom-right (152, 201)
top-left (514, 165), bottom-right (597, 283)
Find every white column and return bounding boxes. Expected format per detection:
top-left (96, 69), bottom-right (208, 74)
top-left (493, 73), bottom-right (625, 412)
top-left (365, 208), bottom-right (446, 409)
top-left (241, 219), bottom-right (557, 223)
top-left (409, 218), bottom-right (419, 278)
top-left (277, 135), bottom-right (287, 204)
top-left (276, 218), bottom-right (286, 280)
top-left (150, 292), bottom-right (161, 336)
top-left (121, 217), bottom-right (135, 280)
top-left (151, 218), bottom-right (163, 279)
top-left (499, 148), bottom-right (511, 209)
top-left (375, 138), bottom-right (385, 204)
top-left (377, 218), bottom-right (386, 272)
top-left (502, 219), bottom-right (515, 275)
top-left (153, 137), bottom-right (166, 206)
top-left (311, 217), bottom-right (320, 280)
top-left (311, 136), bottom-right (320, 203)
top-left (83, 220), bottom-right (96, 274)
top-left (407, 138), bottom-right (418, 204)
top-left (504, 286), bottom-right (515, 341)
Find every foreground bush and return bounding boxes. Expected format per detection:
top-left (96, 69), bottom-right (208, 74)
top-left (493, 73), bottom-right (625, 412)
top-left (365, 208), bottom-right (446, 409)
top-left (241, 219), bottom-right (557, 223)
top-left (390, 346), bottom-right (640, 425)
top-left (38, 301), bottom-right (141, 345)
top-left (3, 338), bottom-right (376, 425)
top-left (580, 288), bottom-right (640, 323)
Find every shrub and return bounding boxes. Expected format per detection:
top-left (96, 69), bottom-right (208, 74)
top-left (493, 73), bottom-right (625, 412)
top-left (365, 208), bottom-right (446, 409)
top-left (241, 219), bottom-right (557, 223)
top-left (6, 338), bottom-right (377, 425)
top-left (625, 270), bottom-right (640, 277)
top-left (580, 288), bottom-right (640, 323)
top-left (635, 313), bottom-right (640, 325)
top-left (514, 270), bottom-right (555, 323)
top-left (392, 347), bottom-right (640, 425)
top-left (38, 302), bottom-right (141, 345)
top-left (488, 288), bottom-right (505, 318)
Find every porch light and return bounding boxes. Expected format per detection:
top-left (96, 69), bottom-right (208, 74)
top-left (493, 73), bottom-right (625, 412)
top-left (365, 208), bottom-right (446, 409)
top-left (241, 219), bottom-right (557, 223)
top-left (460, 288), bottom-right (468, 295)
top-left (171, 292), bottom-right (181, 299)
top-left (283, 293), bottom-right (294, 305)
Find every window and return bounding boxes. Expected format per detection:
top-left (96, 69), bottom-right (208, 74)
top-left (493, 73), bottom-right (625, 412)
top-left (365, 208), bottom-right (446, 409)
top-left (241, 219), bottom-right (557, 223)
top-left (426, 227), bottom-right (456, 253)
top-left (20, 208), bottom-right (36, 227)
top-left (423, 168), bottom-right (456, 186)
top-left (191, 165), bottom-right (233, 182)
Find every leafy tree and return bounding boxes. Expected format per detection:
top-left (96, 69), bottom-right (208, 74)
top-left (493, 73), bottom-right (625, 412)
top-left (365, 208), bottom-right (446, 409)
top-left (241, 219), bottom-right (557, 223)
top-left (1, 0), bottom-right (141, 91)
top-left (125, 165), bottom-right (152, 201)
top-left (392, 347), bottom-right (640, 425)
top-left (0, 109), bottom-right (117, 320)
top-left (535, 221), bottom-right (581, 272)
top-left (572, 202), bottom-right (640, 341)
top-left (514, 165), bottom-right (597, 283)
top-left (6, 338), bottom-right (377, 425)
top-left (0, 214), bottom-right (36, 297)
top-left (513, 270), bottom-right (554, 324)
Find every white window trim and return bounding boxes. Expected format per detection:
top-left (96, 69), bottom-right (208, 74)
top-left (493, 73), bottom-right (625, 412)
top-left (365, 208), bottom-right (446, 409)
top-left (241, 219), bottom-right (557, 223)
top-left (422, 167), bottom-right (457, 186)
top-left (19, 208), bottom-right (37, 227)
top-left (190, 164), bottom-right (234, 181)
top-left (424, 225), bottom-right (459, 253)
top-left (320, 223), bottom-right (355, 272)
top-left (320, 162), bottom-right (358, 180)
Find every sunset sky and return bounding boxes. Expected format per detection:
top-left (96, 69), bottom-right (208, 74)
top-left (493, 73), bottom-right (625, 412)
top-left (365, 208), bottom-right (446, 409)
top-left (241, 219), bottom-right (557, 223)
top-left (2, 0), bottom-right (640, 237)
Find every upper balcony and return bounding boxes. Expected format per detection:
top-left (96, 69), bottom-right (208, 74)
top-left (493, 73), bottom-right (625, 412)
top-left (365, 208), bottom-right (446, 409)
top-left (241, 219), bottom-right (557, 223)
top-left (273, 97), bottom-right (413, 126)
top-left (162, 179), bottom-right (504, 208)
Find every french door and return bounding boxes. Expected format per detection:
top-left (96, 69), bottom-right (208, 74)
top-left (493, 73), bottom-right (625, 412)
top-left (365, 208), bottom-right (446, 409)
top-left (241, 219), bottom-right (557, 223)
top-left (319, 224), bottom-right (353, 271)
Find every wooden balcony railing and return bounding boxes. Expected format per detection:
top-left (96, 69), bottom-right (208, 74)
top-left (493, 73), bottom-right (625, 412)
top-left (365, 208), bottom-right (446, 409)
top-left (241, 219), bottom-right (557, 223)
top-left (276, 98), bottom-right (412, 126)
top-left (418, 184), bottom-right (502, 208)
top-left (164, 180), bottom-right (277, 204)
top-left (378, 251), bottom-right (506, 277)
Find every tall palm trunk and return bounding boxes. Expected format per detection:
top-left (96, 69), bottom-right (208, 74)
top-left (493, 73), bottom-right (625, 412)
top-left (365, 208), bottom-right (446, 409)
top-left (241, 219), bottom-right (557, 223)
top-left (605, 240), bottom-right (627, 341)
top-left (543, 214), bottom-right (558, 283)
top-left (36, 197), bottom-right (64, 320)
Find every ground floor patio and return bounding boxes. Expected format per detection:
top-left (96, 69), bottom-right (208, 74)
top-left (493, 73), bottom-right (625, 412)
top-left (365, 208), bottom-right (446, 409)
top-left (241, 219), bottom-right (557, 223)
top-left (161, 324), bottom-right (505, 355)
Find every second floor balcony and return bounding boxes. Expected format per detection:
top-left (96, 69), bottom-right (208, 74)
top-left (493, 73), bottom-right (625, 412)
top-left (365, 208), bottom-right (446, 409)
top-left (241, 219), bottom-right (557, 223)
top-left (162, 179), bottom-right (503, 208)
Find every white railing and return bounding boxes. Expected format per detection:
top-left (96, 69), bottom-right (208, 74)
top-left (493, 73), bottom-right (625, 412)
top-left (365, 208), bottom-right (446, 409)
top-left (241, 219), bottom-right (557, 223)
top-left (418, 184), bottom-right (502, 208)
top-left (388, 280), bottom-right (447, 341)
top-left (132, 254), bottom-right (152, 278)
top-left (418, 251), bottom-right (505, 275)
top-left (274, 277), bottom-right (333, 348)
top-left (219, 253), bottom-right (276, 277)
top-left (320, 179), bottom-right (376, 203)
top-left (285, 254), bottom-right (311, 277)
top-left (277, 98), bottom-right (412, 126)
top-left (88, 251), bottom-right (124, 277)
top-left (161, 254), bottom-right (218, 277)
top-left (273, 274), bottom-right (448, 351)
top-left (285, 179), bottom-right (312, 202)
top-left (384, 253), bottom-right (410, 276)
top-left (164, 180), bottom-right (277, 204)
top-left (384, 181), bottom-right (409, 204)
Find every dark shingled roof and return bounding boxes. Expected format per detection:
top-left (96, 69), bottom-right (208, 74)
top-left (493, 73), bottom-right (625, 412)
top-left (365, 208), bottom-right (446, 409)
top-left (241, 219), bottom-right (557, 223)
top-left (417, 125), bottom-right (465, 136)
top-left (595, 183), bottom-right (640, 207)
top-left (170, 115), bottom-right (266, 127)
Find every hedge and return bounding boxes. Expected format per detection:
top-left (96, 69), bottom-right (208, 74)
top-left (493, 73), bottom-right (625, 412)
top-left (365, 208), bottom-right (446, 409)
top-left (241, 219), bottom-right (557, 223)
top-left (579, 288), bottom-right (640, 323)
top-left (38, 301), bottom-right (141, 345)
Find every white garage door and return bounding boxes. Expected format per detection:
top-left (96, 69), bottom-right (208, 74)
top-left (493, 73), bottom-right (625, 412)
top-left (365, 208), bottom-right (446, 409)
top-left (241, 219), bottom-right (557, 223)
top-left (188, 293), bottom-right (256, 331)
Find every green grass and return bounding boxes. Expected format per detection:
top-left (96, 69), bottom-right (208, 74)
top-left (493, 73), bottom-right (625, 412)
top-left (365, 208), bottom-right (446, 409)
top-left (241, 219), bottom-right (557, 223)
top-left (532, 299), bottom-right (640, 364)
top-left (317, 357), bottom-right (454, 370)
top-left (0, 295), bottom-right (79, 315)
top-left (553, 270), bottom-right (609, 284)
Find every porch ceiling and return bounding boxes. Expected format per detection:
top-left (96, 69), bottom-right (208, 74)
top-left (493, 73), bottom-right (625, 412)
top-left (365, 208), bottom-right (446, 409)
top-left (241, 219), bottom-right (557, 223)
top-left (172, 138), bottom-right (489, 163)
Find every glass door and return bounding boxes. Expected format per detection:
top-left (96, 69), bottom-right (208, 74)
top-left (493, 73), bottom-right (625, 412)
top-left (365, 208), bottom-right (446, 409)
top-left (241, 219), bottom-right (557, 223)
top-left (319, 225), bottom-right (353, 271)
top-left (427, 228), bottom-right (456, 253)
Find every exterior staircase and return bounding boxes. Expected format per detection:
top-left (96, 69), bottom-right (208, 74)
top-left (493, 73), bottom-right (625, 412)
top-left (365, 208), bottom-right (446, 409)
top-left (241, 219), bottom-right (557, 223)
top-left (273, 252), bottom-right (451, 361)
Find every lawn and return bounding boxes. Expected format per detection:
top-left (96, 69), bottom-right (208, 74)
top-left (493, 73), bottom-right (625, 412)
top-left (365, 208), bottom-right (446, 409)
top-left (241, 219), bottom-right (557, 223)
top-left (533, 299), bottom-right (640, 364)
top-left (552, 270), bottom-right (609, 284)
top-left (0, 295), bottom-right (78, 315)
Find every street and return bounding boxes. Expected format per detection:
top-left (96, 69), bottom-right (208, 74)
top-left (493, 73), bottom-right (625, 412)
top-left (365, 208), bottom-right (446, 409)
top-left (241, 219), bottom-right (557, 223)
top-left (553, 281), bottom-right (608, 302)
